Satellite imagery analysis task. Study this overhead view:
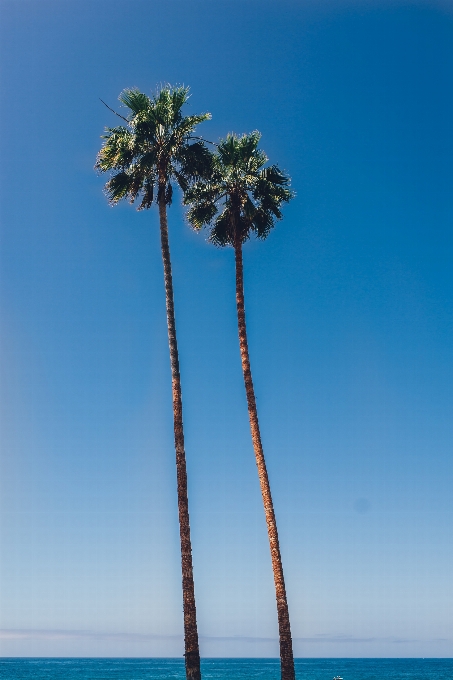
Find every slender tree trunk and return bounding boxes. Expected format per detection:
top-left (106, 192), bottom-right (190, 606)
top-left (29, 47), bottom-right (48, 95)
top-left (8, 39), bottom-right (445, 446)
top-left (234, 237), bottom-right (295, 680)
top-left (158, 195), bottom-right (201, 680)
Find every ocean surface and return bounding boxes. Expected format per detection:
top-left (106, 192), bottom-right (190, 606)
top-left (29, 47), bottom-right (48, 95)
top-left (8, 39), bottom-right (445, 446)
top-left (0, 659), bottom-right (451, 680)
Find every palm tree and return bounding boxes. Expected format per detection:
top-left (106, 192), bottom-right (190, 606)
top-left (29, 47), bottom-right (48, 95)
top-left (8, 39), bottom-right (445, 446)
top-left (95, 86), bottom-right (211, 680)
top-left (184, 132), bottom-right (295, 680)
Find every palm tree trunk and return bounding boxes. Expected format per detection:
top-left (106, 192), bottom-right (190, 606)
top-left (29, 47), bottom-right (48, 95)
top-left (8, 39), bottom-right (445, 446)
top-left (234, 237), bottom-right (295, 680)
top-left (158, 195), bottom-right (201, 680)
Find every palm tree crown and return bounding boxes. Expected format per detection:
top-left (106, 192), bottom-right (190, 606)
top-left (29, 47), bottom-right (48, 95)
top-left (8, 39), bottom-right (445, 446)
top-left (96, 85), bottom-right (211, 207)
top-left (184, 131), bottom-right (293, 245)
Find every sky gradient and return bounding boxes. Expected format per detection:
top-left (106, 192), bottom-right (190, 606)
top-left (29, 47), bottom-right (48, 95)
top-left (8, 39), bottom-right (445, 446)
top-left (0, 0), bottom-right (452, 658)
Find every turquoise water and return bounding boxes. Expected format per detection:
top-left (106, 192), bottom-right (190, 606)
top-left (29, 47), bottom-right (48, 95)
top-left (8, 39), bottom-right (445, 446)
top-left (0, 659), bottom-right (451, 679)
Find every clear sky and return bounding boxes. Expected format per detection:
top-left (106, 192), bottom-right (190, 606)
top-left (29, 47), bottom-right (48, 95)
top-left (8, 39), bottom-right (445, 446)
top-left (0, 0), bottom-right (452, 659)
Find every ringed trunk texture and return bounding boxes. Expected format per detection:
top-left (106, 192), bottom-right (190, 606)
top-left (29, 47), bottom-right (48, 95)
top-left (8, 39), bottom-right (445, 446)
top-left (158, 196), bottom-right (201, 680)
top-left (234, 238), bottom-right (296, 680)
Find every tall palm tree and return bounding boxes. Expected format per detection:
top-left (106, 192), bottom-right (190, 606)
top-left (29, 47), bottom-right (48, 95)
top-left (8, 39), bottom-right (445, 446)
top-left (184, 132), bottom-right (295, 680)
top-left (96, 86), bottom-right (211, 680)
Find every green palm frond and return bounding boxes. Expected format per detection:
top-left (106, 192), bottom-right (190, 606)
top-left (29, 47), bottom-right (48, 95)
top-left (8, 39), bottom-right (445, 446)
top-left (104, 171), bottom-right (136, 204)
top-left (238, 131), bottom-right (262, 164)
top-left (176, 142), bottom-right (213, 181)
top-left (217, 134), bottom-right (240, 167)
top-left (150, 86), bottom-right (197, 128)
top-left (119, 88), bottom-right (151, 116)
top-left (168, 115), bottom-right (211, 155)
top-left (183, 113), bottom-right (212, 129)
top-left (252, 207), bottom-right (275, 238)
top-left (173, 170), bottom-right (189, 193)
top-left (186, 201), bottom-right (218, 230)
top-left (138, 179), bottom-right (154, 210)
top-left (209, 207), bottom-right (235, 247)
top-left (137, 149), bottom-right (158, 173)
top-left (261, 164), bottom-right (290, 185)
top-left (243, 195), bottom-right (256, 219)
top-left (153, 88), bottom-right (175, 127)
top-left (170, 86), bottom-right (190, 122)
top-left (184, 181), bottom-right (223, 208)
top-left (95, 127), bottom-right (135, 172)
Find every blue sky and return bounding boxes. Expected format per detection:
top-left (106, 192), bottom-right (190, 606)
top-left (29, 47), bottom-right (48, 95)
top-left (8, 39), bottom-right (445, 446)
top-left (0, 0), bottom-right (452, 659)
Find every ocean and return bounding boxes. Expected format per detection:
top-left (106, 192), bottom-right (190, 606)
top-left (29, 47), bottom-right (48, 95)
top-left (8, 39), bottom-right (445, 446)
top-left (0, 658), bottom-right (451, 680)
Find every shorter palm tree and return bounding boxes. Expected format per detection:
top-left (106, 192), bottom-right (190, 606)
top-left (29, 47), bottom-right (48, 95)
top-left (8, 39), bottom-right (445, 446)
top-left (184, 132), bottom-right (295, 680)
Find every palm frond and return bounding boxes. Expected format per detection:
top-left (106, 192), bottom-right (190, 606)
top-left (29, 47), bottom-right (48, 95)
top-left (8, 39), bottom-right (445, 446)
top-left (217, 134), bottom-right (240, 167)
top-left (238, 131), bottom-right (262, 164)
top-left (95, 127), bottom-right (135, 172)
top-left (184, 181), bottom-right (223, 206)
top-left (128, 169), bottom-right (144, 203)
top-left (168, 115), bottom-right (211, 153)
top-left (119, 88), bottom-right (151, 116)
top-left (137, 149), bottom-right (158, 173)
top-left (186, 201), bottom-right (218, 230)
top-left (170, 86), bottom-right (190, 122)
top-left (104, 171), bottom-right (136, 204)
top-left (138, 179), bottom-right (154, 210)
top-left (152, 86), bottom-right (190, 128)
top-left (209, 207), bottom-right (235, 246)
top-left (243, 195), bottom-right (257, 220)
top-left (173, 170), bottom-right (189, 194)
top-left (252, 207), bottom-right (275, 239)
top-left (261, 164), bottom-right (291, 186)
top-left (176, 142), bottom-right (214, 182)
